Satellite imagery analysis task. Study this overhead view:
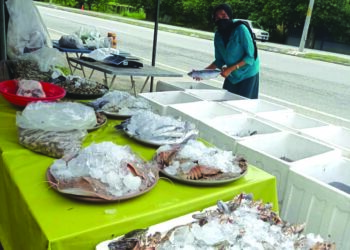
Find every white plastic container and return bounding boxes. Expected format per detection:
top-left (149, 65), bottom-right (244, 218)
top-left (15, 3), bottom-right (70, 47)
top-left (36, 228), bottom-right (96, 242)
top-left (155, 80), bottom-right (219, 92)
top-left (301, 125), bottom-right (350, 158)
top-left (282, 156), bottom-right (350, 250)
top-left (166, 101), bottom-right (241, 129)
top-left (198, 114), bottom-right (282, 151)
top-left (235, 131), bottom-right (339, 210)
top-left (185, 89), bottom-right (246, 101)
top-left (257, 110), bottom-right (330, 133)
top-left (223, 99), bottom-right (291, 116)
top-left (138, 91), bottom-right (203, 115)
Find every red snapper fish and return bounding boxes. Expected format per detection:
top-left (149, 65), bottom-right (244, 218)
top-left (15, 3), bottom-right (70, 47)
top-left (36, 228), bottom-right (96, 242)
top-left (188, 69), bottom-right (221, 80)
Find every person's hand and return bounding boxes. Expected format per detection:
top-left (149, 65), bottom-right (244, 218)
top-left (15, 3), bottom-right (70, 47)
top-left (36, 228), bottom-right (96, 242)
top-left (220, 66), bottom-right (232, 78)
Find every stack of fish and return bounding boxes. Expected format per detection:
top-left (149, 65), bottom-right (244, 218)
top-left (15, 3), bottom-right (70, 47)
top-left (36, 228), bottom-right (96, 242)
top-left (90, 90), bottom-right (151, 115)
top-left (115, 110), bottom-right (198, 146)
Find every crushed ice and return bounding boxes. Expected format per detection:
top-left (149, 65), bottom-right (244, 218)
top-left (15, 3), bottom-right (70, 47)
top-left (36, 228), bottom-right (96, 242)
top-left (156, 197), bottom-right (333, 250)
top-left (50, 142), bottom-right (143, 196)
top-left (157, 139), bottom-right (241, 174)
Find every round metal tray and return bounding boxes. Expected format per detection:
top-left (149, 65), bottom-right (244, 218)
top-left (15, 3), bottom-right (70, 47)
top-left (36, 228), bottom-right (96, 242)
top-left (46, 168), bottom-right (159, 203)
top-left (159, 168), bottom-right (247, 186)
top-left (87, 113), bottom-right (108, 132)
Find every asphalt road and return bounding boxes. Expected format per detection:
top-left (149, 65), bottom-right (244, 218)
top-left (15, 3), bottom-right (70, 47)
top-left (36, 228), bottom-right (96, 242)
top-left (38, 6), bottom-right (350, 128)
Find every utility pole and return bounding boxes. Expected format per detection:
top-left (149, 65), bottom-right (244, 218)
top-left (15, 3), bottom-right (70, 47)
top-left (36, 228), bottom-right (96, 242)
top-left (0, 0), bottom-right (7, 60)
top-left (299, 0), bottom-right (315, 52)
top-left (150, 0), bottom-right (160, 92)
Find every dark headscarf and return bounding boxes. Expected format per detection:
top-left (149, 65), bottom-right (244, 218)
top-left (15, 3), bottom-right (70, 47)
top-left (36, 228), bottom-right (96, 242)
top-left (213, 4), bottom-right (235, 47)
top-left (212, 3), bottom-right (233, 21)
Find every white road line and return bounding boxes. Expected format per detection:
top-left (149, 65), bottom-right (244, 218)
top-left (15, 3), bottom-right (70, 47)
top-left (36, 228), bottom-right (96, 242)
top-left (260, 94), bottom-right (350, 123)
top-left (48, 28), bottom-right (68, 35)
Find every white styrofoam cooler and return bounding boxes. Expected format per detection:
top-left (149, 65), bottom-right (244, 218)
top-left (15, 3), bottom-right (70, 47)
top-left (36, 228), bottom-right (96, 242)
top-left (197, 114), bottom-right (282, 151)
top-left (138, 91), bottom-right (203, 115)
top-left (223, 99), bottom-right (291, 116)
top-left (234, 131), bottom-right (340, 210)
top-left (257, 110), bottom-right (330, 133)
top-left (185, 89), bottom-right (246, 101)
top-left (155, 80), bottom-right (219, 92)
top-left (166, 101), bottom-right (241, 131)
top-left (301, 125), bottom-right (350, 158)
top-left (282, 156), bottom-right (350, 249)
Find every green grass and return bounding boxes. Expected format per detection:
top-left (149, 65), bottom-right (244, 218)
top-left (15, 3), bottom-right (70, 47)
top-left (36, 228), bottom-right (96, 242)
top-left (121, 11), bottom-right (146, 20)
top-left (299, 53), bottom-right (350, 66)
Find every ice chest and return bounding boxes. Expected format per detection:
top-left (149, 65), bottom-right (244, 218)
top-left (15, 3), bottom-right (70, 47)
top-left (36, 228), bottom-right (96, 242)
top-left (185, 89), bottom-right (246, 102)
top-left (235, 131), bottom-right (340, 210)
top-left (223, 99), bottom-right (291, 116)
top-left (138, 91), bottom-right (202, 115)
top-left (301, 125), bottom-right (350, 158)
top-left (198, 114), bottom-right (282, 151)
top-left (166, 101), bottom-right (241, 130)
top-left (155, 80), bottom-right (219, 92)
top-left (257, 110), bottom-right (330, 133)
top-left (282, 156), bottom-right (350, 250)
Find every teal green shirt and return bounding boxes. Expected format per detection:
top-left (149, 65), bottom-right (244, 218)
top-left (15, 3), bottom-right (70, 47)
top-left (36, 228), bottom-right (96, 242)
top-left (213, 20), bottom-right (260, 84)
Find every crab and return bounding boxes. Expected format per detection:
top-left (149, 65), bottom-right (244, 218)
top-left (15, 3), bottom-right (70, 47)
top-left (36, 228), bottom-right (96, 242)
top-left (155, 147), bottom-right (180, 169)
top-left (185, 165), bottom-right (222, 180)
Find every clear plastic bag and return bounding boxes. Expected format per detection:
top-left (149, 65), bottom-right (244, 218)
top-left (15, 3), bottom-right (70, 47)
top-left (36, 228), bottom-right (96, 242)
top-left (6, 0), bottom-right (52, 59)
top-left (58, 34), bottom-right (85, 49)
top-left (18, 128), bottom-right (87, 158)
top-left (16, 102), bottom-right (97, 131)
top-left (16, 79), bottom-right (46, 98)
top-left (75, 25), bottom-right (101, 49)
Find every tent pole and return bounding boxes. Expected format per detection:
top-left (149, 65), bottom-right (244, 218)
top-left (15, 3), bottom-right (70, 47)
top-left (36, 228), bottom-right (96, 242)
top-left (150, 0), bottom-right (160, 92)
top-left (0, 0), bottom-right (7, 60)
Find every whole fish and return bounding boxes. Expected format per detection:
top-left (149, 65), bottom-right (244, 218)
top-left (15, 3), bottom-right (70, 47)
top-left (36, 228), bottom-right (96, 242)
top-left (187, 69), bottom-right (221, 80)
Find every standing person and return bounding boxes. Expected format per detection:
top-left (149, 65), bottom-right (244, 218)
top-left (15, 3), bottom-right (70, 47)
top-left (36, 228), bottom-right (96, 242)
top-left (199, 3), bottom-right (260, 99)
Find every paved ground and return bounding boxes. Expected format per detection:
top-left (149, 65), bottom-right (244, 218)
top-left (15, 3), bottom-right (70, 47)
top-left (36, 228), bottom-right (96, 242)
top-left (38, 2), bottom-right (350, 94)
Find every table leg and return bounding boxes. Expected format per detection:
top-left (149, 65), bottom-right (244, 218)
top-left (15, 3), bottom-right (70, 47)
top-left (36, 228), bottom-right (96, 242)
top-left (130, 76), bottom-right (136, 96)
top-left (88, 69), bottom-right (95, 80)
top-left (110, 75), bottom-right (117, 89)
top-left (67, 54), bottom-right (86, 77)
top-left (140, 76), bottom-right (151, 94)
top-left (66, 53), bottom-right (73, 74)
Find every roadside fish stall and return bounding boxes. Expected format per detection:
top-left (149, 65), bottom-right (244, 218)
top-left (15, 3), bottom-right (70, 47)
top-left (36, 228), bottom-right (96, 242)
top-left (0, 92), bottom-right (280, 250)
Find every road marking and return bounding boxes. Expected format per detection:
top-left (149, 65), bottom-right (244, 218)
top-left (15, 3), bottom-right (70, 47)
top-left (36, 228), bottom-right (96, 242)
top-left (260, 94), bottom-right (350, 123)
top-left (48, 28), bottom-right (68, 35)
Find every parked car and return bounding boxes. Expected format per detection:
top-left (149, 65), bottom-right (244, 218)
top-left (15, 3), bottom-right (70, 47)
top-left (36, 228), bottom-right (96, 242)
top-left (236, 19), bottom-right (269, 41)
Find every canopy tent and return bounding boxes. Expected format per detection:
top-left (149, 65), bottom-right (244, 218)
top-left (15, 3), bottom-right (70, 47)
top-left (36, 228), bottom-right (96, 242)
top-left (0, 0), bottom-right (161, 91)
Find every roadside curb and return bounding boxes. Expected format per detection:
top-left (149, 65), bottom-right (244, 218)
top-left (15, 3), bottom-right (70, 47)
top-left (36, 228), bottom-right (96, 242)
top-left (36, 2), bottom-right (350, 67)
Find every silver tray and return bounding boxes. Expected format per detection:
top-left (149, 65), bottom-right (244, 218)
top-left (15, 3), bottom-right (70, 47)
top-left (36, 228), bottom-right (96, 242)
top-left (46, 167), bottom-right (159, 203)
top-left (159, 168), bottom-right (247, 186)
top-left (87, 113), bottom-right (108, 132)
top-left (101, 110), bottom-right (132, 119)
top-left (122, 129), bottom-right (196, 147)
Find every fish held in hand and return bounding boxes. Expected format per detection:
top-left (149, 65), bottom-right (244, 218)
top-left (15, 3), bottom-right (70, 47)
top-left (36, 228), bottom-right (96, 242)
top-left (188, 69), bottom-right (221, 80)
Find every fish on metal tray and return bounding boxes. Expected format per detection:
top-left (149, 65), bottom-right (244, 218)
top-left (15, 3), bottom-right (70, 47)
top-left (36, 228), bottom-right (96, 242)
top-left (86, 99), bottom-right (110, 111)
top-left (187, 69), bottom-right (221, 80)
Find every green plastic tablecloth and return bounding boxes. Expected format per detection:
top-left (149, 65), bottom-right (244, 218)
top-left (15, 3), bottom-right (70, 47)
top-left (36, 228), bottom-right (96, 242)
top-left (0, 96), bottom-right (278, 250)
